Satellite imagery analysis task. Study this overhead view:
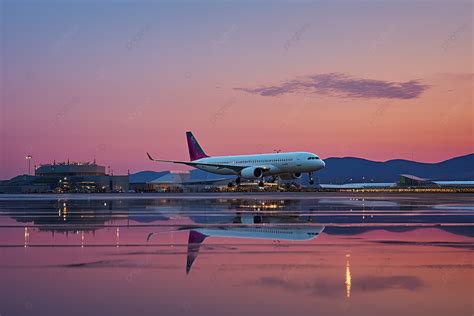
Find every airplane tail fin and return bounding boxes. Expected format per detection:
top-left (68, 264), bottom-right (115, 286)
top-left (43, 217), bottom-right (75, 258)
top-left (186, 230), bottom-right (208, 274)
top-left (186, 131), bottom-right (209, 161)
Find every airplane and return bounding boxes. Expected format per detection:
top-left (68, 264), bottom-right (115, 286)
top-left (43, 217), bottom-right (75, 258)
top-left (147, 131), bottom-right (325, 187)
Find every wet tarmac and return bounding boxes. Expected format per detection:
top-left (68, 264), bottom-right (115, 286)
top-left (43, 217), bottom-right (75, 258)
top-left (0, 193), bottom-right (473, 316)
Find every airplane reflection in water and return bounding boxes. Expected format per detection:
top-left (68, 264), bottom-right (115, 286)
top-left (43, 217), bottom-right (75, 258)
top-left (147, 211), bottom-right (325, 273)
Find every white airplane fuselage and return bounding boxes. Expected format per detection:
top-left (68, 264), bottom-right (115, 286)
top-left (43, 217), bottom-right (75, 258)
top-left (194, 151), bottom-right (325, 177)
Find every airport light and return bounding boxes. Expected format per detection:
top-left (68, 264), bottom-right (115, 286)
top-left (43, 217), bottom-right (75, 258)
top-left (25, 155), bottom-right (32, 175)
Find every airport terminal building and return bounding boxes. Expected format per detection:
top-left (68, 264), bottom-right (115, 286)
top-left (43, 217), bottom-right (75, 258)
top-left (0, 162), bottom-right (129, 193)
top-left (36, 163), bottom-right (107, 177)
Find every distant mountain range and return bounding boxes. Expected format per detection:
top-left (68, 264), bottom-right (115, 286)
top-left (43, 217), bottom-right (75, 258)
top-left (313, 153), bottom-right (474, 184)
top-left (130, 153), bottom-right (474, 184)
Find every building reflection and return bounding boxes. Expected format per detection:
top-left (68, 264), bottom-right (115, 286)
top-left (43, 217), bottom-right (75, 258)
top-left (24, 226), bottom-right (29, 248)
top-left (116, 227), bottom-right (120, 248)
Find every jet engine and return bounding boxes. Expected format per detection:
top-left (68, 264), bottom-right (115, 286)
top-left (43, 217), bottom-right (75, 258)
top-left (240, 166), bottom-right (263, 179)
top-left (279, 172), bottom-right (302, 180)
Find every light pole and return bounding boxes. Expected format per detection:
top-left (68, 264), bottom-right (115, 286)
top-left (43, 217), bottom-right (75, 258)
top-left (25, 155), bottom-right (32, 175)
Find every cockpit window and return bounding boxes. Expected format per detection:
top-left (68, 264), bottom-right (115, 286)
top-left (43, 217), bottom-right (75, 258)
top-left (307, 156), bottom-right (319, 160)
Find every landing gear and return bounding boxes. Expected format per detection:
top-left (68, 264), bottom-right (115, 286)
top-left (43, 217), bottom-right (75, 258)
top-left (228, 182), bottom-right (234, 188)
top-left (309, 172), bottom-right (315, 185)
top-left (235, 177), bottom-right (241, 185)
top-left (258, 173), bottom-right (266, 187)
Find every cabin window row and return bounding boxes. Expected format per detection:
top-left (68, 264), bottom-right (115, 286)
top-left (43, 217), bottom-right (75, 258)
top-left (215, 159), bottom-right (293, 164)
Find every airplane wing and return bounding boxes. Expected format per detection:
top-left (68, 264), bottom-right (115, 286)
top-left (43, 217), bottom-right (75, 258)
top-left (147, 152), bottom-right (270, 173)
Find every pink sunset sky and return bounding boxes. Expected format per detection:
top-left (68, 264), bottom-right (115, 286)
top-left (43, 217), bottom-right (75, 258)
top-left (1, 0), bottom-right (473, 179)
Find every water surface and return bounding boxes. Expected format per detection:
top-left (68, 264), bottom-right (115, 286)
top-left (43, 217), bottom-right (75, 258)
top-left (0, 193), bottom-right (473, 316)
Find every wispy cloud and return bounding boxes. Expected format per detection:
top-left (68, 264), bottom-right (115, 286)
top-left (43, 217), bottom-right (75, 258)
top-left (244, 275), bottom-right (424, 297)
top-left (435, 72), bottom-right (474, 81)
top-left (235, 73), bottom-right (429, 99)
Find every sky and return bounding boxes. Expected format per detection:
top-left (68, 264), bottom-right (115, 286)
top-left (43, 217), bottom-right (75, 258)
top-left (1, 0), bottom-right (473, 179)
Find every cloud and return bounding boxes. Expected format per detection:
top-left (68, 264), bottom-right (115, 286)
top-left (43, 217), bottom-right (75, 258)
top-left (434, 72), bottom-right (474, 81)
top-left (252, 276), bottom-right (341, 297)
top-left (246, 275), bottom-right (424, 297)
top-left (355, 275), bottom-right (424, 291)
top-left (52, 260), bottom-right (125, 268)
top-left (376, 240), bottom-right (474, 250)
top-left (235, 73), bottom-right (429, 99)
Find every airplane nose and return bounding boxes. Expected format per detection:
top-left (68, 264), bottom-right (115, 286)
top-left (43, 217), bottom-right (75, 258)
top-left (320, 159), bottom-right (325, 169)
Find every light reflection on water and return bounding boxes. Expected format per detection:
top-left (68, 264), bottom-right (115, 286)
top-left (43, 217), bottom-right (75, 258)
top-left (0, 193), bottom-right (473, 316)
